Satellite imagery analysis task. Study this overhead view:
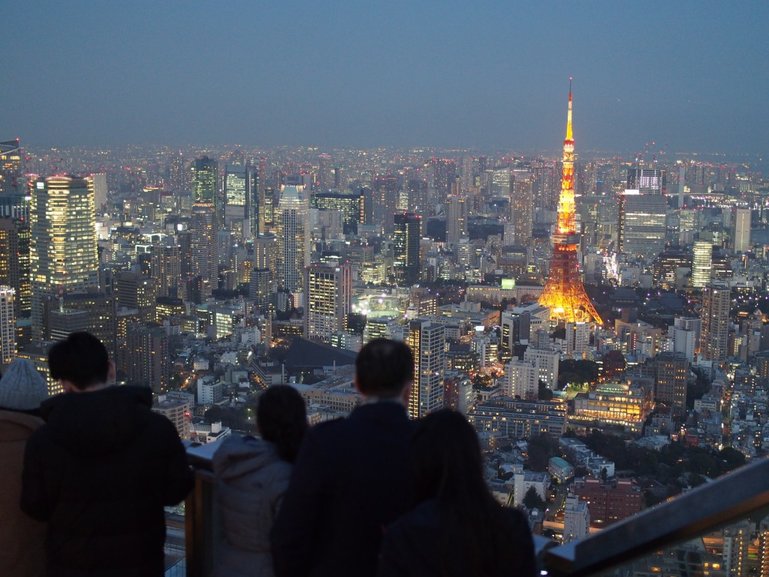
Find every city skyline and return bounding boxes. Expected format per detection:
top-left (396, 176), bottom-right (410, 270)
top-left (3, 1), bottom-right (769, 156)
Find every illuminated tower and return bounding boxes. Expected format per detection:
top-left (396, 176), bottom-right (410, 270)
top-left (406, 319), bottom-right (445, 419)
top-left (304, 261), bottom-right (352, 343)
top-left (30, 176), bottom-right (99, 339)
top-left (393, 212), bottom-right (421, 286)
top-left (538, 82), bottom-right (602, 325)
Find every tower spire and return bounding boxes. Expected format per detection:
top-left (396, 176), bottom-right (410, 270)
top-left (538, 80), bottom-right (603, 325)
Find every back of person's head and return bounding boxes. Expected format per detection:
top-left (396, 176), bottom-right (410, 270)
top-left (257, 385), bottom-right (308, 463)
top-left (355, 338), bottom-right (413, 398)
top-left (410, 410), bottom-right (522, 577)
top-left (0, 358), bottom-right (48, 413)
top-left (48, 332), bottom-right (110, 391)
top-left (411, 409), bottom-right (486, 504)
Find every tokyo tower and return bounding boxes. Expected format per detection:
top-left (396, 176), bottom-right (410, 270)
top-left (538, 80), bottom-right (603, 325)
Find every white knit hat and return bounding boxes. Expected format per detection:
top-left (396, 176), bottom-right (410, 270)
top-left (0, 359), bottom-right (49, 411)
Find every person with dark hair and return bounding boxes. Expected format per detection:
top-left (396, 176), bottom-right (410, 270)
top-left (21, 332), bottom-right (194, 577)
top-left (272, 338), bottom-right (416, 577)
top-left (213, 385), bottom-right (308, 577)
top-left (377, 410), bottom-right (537, 577)
top-left (0, 359), bottom-right (48, 577)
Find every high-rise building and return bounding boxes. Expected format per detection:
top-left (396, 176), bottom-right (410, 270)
top-left (507, 359), bottom-right (538, 400)
top-left (276, 185), bottom-right (309, 293)
top-left (700, 283), bottom-right (730, 362)
top-left (406, 319), bottom-right (445, 419)
top-left (125, 323), bottom-right (170, 393)
top-left (312, 190), bottom-right (364, 234)
top-left (0, 286), bottom-right (15, 365)
top-left (371, 175), bottom-right (399, 234)
top-left (150, 242), bottom-right (181, 298)
top-left (523, 346), bottom-right (561, 389)
top-left (393, 212), bottom-right (421, 286)
top-left (538, 83), bottom-right (602, 324)
top-left (191, 156), bottom-right (218, 205)
top-left (563, 495), bottom-right (590, 543)
top-left (617, 191), bottom-right (667, 258)
top-left (446, 195), bottom-right (468, 246)
top-left (511, 169), bottom-right (534, 246)
top-left (190, 203), bottom-right (217, 297)
top-left (732, 207), bottom-right (751, 253)
top-left (668, 317), bottom-right (700, 362)
top-left (0, 217), bottom-right (31, 317)
top-left (653, 351), bottom-right (689, 411)
top-left (691, 241), bottom-right (713, 289)
top-left (626, 168), bottom-right (664, 195)
top-left (90, 172), bottom-right (108, 209)
top-left (29, 176), bottom-right (99, 339)
top-left (224, 163), bottom-right (249, 233)
top-left (304, 262), bottom-right (352, 344)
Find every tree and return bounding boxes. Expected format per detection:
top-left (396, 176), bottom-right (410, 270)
top-left (527, 433), bottom-right (559, 472)
top-left (523, 486), bottom-right (545, 511)
top-left (538, 380), bottom-right (553, 401)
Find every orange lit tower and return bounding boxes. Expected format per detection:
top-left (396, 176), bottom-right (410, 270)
top-left (538, 81), bottom-right (603, 325)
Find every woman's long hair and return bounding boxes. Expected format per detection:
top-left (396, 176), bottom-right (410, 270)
top-left (256, 385), bottom-right (308, 463)
top-left (411, 410), bottom-right (518, 577)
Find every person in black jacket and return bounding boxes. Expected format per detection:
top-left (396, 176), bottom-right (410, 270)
top-left (271, 338), bottom-right (416, 577)
top-left (378, 410), bottom-right (537, 577)
top-left (21, 332), bottom-right (193, 577)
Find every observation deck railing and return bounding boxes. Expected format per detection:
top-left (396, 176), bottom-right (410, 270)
top-left (175, 444), bottom-right (769, 577)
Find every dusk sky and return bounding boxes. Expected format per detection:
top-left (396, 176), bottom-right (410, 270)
top-left (4, 1), bottom-right (769, 155)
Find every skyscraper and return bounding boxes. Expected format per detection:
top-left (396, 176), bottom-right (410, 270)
top-left (276, 185), bottom-right (309, 293)
top-left (191, 156), bottom-right (218, 204)
top-left (304, 262), bottom-right (352, 343)
top-left (224, 162), bottom-right (250, 234)
top-left (511, 169), bottom-right (534, 246)
top-left (617, 191), bottom-right (667, 258)
top-left (29, 176), bottom-right (99, 339)
top-left (653, 351), bottom-right (689, 411)
top-left (0, 217), bottom-right (31, 317)
top-left (446, 194), bottom-right (468, 246)
top-left (0, 286), bottom-right (15, 365)
top-left (190, 203), bottom-right (217, 298)
top-left (393, 212), bottom-right (421, 286)
top-left (406, 319), bottom-right (445, 419)
top-left (538, 82), bottom-right (602, 324)
top-left (691, 241), bottom-right (713, 289)
top-left (0, 139), bottom-right (22, 194)
top-left (732, 207), bottom-right (751, 253)
top-left (700, 282), bottom-right (730, 362)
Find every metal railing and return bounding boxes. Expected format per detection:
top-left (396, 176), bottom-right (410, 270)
top-left (180, 443), bottom-right (769, 577)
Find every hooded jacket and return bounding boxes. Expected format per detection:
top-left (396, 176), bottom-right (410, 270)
top-left (0, 409), bottom-right (45, 577)
top-left (213, 435), bottom-right (292, 577)
top-left (21, 386), bottom-right (194, 577)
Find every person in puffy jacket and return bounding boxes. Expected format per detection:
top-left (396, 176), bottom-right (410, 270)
top-left (0, 359), bottom-right (48, 577)
top-left (21, 332), bottom-right (193, 577)
top-left (213, 385), bottom-right (308, 577)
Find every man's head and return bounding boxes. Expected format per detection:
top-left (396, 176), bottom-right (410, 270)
top-left (48, 332), bottom-right (113, 392)
top-left (354, 338), bottom-right (413, 399)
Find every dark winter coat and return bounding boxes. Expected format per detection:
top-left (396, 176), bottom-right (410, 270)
top-left (21, 385), bottom-right (194, 577)
top-left (0, 409), bottom-right (45, 577)
top-left (213, 435), bottom-right (292, 577)
top-left (271, 401), bottom-right (415, 577)
top-left (377, 499), bottom-right (537, 577)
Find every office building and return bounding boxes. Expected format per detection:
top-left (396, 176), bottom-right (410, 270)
top-left (564, 495), bottom-right (590, 543)
top-left (691, 241), bottom-right (713, 289)
top-left (126, 323), bottom-right (170, 394)
top-left (312, 190), bottom-right (364, 234)
top-left (653, 352), bottom-right (689, 411)
top-left (190, 203), bottom-right (217, 297)
top-left (626, 168), bottom-right (664, 194)
top-left (406, 319), bottom-right (445, 419)
top-left (471, 398), bottom-right (567, 439)
top-left (0, 139), bottom-right (22, 194)
top-left (668, 317), bottom-right (700, 361)
top-left (191, 156), bottom-right (218, 205)
top-left (507, 359), bottom-right (538, 400)
top-left (617, 191), bottom-right (667, 258)
top-left (224, 163), bottom-right (249, 233)
top-left (0, 286), bottom-right (15, 365)
top-left (511, 169), bottom-right (534, 246)
top-left (393, 212), bottom-right (421, 286)
top-left (90, 172), bottom-right (108, 209)
top-left (733, 208), bottom-right (751, 253)
top-left (304, 262), bottom-right (352, 344)
top-left (0, 217), bottom-right (31, 316)
top-left (572, 478), bottom-right (643, 527)
top-left (523, 346), bottom-right (561, 389)
top-left (276, 185), bottom-right (309, 293)
top-left (700, 283), bottom-right (731, 362)
top-left (29, 176), bottom-right (99, 339)
top-left (571, 382), bottom-right (652, 433)
top-left (446, 194), bottom-right (468, 246)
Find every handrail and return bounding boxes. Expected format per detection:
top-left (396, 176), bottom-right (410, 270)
top-left (542, 457), bottom-right (769, 577)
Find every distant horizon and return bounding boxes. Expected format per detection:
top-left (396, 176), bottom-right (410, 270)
top-left (4, 1), bottom-right (768, 157)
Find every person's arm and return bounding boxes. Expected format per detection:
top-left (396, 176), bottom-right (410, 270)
top-left (160, 419), bottom-right (194, 506)
top-left (20, 430), bottom-right (54, 521)
top-left (271, 426), bottom-right (327, 577)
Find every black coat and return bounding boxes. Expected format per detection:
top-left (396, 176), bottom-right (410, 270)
top-left (377, 499), bottom-right (537, 577)
top-left (271, 401), bottom-right (414, 577)
top-left (21, 386), bottom-right (194, 577)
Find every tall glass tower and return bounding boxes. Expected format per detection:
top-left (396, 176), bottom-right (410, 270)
top-left (29, 175), bottom-right (99, 338)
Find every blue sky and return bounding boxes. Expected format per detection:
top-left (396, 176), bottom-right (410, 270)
top-left (3, 1), bottom-right (769, 154)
